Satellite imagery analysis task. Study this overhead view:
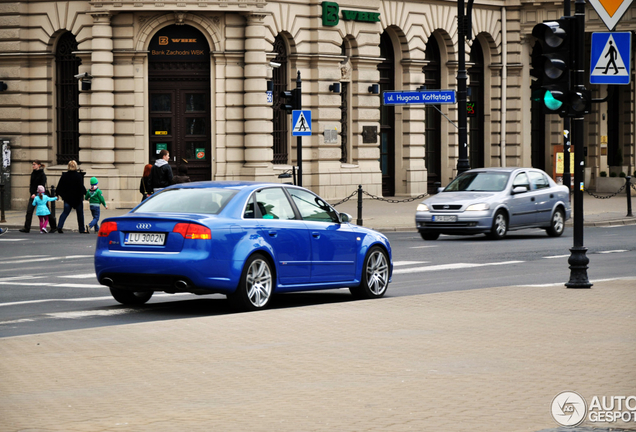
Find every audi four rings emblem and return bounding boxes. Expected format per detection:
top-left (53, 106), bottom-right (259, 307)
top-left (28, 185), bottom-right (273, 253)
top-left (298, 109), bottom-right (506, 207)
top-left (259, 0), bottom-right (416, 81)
top-left (136, 223), bottom-right (152, 229)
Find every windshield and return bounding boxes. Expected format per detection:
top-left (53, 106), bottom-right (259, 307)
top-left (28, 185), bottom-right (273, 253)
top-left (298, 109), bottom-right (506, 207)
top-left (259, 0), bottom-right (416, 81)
top-left (133, 187), bottom-right (238, 214)
top-left (444, 172), bottom-right (510, 192)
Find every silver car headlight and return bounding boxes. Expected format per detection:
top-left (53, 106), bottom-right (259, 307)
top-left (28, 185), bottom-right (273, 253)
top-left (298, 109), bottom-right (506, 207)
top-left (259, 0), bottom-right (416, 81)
top-left (466, 203), bottom-right (490, 211)
top-left (416, 203), bottom-right (430, 212)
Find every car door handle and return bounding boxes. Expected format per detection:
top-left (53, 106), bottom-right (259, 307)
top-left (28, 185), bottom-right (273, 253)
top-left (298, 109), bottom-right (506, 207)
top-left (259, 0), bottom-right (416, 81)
top-left (268, 231), bottom-right (277, 238)
top-left (312, 232), bottom-right (321, 239)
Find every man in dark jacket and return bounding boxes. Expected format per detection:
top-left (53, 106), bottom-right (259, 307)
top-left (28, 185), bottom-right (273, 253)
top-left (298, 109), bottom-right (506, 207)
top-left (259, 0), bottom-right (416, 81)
top-left (19, 160), bottom-right (47, 233)
top-left (55, 160), bottom-right (88, 234)
top-left (150, 149), bottom-right (173, 191)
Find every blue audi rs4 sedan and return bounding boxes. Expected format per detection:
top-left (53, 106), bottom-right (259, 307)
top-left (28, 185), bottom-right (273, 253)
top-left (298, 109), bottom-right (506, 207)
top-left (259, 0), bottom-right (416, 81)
top-left (95, 182), bottom-right (392, 311)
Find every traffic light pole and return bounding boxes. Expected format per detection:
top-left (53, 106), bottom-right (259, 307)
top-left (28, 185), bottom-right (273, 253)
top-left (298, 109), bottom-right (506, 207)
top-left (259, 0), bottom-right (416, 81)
top-left (565, 0), bottom-right (592, 288)
top-left (295, 71), bottom-right (302, 187)
top-left (562, 1), bottom-right (571, 195)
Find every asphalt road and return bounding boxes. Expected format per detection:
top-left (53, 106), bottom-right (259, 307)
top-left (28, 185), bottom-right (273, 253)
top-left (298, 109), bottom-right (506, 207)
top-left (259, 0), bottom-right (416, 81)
top-left (1, 225), bottom-right (635, 338)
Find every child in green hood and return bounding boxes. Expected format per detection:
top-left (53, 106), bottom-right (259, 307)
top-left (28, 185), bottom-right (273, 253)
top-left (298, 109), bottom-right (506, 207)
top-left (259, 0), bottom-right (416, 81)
top-left (85, 177), bottom-right (108, 233)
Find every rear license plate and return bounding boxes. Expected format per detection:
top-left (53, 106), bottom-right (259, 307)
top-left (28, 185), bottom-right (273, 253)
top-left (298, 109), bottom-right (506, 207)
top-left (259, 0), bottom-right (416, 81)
top-left (432, 215), bottom-right (457, 222)
top-left (125, 232), bottom-right (166, 245)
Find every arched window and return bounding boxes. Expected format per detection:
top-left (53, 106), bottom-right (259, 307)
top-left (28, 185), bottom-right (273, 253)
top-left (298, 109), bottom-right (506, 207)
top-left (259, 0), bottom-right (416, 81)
top-left (340, 39), bottom-right (350, 163)
top-left (55, 32), bottom-right (81, 165)
top-left (468, 41), bottom-right (485, 168)
top-left (379, 32), bottom-right (395, 196)
top-left (423, 36), bottom-right (441, 193)
top-left (271, 35), bottom-right (289, 164)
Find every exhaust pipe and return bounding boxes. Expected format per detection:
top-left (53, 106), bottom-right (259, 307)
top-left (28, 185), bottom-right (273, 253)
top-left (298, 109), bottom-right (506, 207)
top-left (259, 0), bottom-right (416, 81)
top-left (174, 280), bottom-right (189, 291)
top-left (102, 277), bottom-right (114, 287)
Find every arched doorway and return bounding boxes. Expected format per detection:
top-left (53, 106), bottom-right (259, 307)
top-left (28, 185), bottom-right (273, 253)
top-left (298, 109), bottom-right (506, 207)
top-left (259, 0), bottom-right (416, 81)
top-left (271, 34), bottom-right (289, 165)
top-left (424, 37), bottom-right (442, 193)
top-left (55, 32), bottom-right (81, 165)
top-left (468, 41), bottom-right (485, 168)
top-left (379, 32), bottom-right (395, 196)
top-left (148, 25), bottom-right (211, 181)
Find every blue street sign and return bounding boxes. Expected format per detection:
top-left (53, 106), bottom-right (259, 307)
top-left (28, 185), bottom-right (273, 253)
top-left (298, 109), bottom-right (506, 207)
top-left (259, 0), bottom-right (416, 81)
top-left (292, 110), bottom-right (311, 136)
top-left (383, 90), bottom-right (456, 106)
top-left (590, 32), bottom-right (631, 85)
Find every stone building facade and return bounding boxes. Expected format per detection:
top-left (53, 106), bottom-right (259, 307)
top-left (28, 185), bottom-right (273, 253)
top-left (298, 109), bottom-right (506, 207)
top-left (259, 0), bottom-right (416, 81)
top-left (0, 0), bottom-right (634, 209)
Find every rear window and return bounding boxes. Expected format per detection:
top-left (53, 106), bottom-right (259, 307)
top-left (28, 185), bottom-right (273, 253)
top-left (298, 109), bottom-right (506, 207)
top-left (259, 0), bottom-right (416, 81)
top-left (133, 188), bottom-right (237, 214)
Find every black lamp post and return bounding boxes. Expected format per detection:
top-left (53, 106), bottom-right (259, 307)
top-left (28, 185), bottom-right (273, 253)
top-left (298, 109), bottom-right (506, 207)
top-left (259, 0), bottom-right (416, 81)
top-left (565, 0), bottom-right (592, 288)
top-left (456, 0), bottom-right (473, 175)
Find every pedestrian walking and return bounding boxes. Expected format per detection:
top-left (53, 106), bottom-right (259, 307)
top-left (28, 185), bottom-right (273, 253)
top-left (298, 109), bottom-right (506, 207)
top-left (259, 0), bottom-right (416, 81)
top-left (85, 177), bottom-right (108, 233)
top-left (32, 185), bottom-right (57, 233)
top-left (55, 160), bottom-right (87, 234)
top-left (19, 160), bottom-right (47, 233)
top-left (172, 165), bottom-right (192, 184)
top-left (139, 163), bottom-right (153, 202)
top-left (150, 150), bottom-right (173, 193)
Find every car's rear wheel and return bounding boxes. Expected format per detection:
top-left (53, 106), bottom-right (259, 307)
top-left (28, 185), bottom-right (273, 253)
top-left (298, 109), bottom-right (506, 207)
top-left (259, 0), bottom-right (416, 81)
top-left (488, 211), bottom-right (508, 240)
top-left (546, 208), bottom-right (565, 237)
top-left (420, 231), bottom-right (440, 241)
top-left (350, 246), bottom-right (389, 299)
top-left (109, 287), bottom-right (153, 305)
top-left (229, 253), bottom-right (273, 311)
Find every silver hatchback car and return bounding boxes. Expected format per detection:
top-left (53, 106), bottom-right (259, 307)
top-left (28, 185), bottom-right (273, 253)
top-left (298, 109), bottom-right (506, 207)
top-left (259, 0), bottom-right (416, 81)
top-left (415, 167), bottom-right (571, 240)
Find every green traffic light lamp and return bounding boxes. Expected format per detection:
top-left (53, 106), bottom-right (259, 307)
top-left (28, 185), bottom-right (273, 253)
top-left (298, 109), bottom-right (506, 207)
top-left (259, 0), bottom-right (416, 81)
top-left (544, 90), bottom-right (563, 111)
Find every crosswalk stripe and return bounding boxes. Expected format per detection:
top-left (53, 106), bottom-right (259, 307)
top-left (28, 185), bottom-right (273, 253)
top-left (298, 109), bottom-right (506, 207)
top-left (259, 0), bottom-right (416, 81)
top-left (393, 260), bottom-right (524, 275)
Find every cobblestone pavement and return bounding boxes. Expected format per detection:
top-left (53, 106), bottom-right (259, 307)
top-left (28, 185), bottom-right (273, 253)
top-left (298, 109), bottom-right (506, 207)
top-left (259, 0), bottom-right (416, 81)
top-left (1, 279), bottom-right (635, 432)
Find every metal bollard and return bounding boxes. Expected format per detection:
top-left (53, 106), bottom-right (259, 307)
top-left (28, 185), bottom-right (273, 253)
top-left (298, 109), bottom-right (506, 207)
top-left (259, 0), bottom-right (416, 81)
top-left (0, 183), bottom-right (5, 222)
top-left (626, 176), bottom-right (633, 217)
top-left (356, 184), bottom-right (363, 226)
top-left (49, 185), bottom-right (57, 230)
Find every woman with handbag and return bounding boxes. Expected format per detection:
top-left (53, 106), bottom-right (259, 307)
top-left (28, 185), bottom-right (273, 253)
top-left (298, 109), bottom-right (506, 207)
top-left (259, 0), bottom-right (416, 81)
top-left (139, 163), bottom-right (153, 201)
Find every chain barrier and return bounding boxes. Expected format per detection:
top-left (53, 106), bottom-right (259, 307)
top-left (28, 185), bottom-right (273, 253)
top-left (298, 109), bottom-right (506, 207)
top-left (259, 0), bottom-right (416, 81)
top-left (585, 182), bottom-right (626, 199)
top-left (362, 190), bottom-right (429, 203)
top-left (331, 188), bottom-right (429, 207)
top-left (330, 189), bottom-right (358, 207)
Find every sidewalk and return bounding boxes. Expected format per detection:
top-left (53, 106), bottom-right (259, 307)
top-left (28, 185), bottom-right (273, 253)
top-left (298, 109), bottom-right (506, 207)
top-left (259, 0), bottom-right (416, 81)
top-left (2, 191), bottom-right (634, 233)
top-left (1, 278), bottom-right (634, 431)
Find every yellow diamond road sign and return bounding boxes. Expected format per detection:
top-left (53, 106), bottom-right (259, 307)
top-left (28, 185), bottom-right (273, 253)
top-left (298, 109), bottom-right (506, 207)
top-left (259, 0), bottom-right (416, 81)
top-left (588, 0), bottom-right (634, 30)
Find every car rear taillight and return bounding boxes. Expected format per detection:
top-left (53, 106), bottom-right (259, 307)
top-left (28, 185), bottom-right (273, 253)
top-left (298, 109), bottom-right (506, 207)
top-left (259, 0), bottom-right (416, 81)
top-left (173, 223), bottom-right (211, 240)
top-left (98, 221), bottom-right (118, 237)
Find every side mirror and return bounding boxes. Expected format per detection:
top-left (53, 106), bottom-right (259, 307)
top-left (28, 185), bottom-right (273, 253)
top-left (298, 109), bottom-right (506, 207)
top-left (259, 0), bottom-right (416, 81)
top-left (512, 186), bottom-right (528, 194)
top-left (339, 212), bottom-right (353, 223)
top-left (437, 187), bottom-right (445, 194)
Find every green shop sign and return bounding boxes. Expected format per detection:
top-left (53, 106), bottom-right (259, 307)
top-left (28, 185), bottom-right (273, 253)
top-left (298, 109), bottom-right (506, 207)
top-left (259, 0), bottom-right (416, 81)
top-left (322, 2), bottom-right (380, 27)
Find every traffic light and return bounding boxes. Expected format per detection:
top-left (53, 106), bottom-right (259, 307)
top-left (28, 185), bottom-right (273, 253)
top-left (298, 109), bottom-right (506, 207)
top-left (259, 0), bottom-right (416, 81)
top-left (279, 88), bottom-right (300, 114)
top-left (532, 17), bottom-right (575, 117)
top-left (567, 88), bottom-right (591, 117)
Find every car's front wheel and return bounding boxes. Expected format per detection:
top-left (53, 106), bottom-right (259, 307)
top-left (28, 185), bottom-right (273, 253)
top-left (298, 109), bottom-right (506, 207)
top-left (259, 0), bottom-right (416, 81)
top-left (546, 208), bottom-right (565, 237)
top-left (350, 246), bottom-right (389, 299)
top-left (420, 231), bottom-right (440, 241)
top-left (109, 287), bottom-right (153, 305)
top-left (488, 211), bottom-right (508, 240)
top-left (229, 253), bottom-right (274, 311)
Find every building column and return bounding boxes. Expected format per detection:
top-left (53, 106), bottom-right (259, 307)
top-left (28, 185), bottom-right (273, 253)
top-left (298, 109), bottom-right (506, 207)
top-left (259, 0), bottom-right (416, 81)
top-left (86, 12), bottom-right (116, 169)
top-left (242, 13), bottom-right (273, 178)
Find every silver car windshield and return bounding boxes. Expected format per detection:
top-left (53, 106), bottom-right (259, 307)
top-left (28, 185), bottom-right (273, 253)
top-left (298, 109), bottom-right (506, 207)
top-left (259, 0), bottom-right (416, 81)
top-left (444, 172), bottom-right (511, 192)
top-left (133, 188), bottom-right (238, 214)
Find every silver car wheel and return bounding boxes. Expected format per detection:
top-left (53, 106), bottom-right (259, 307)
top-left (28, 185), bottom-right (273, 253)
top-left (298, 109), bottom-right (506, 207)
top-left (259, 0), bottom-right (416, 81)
top-left (547, 208), bottom-right (565, 237)
top-left (366, 249), bottom-right (389, 296)
top-left (245, 258), bottom-right (272, 308)
top-left (489, 211), bottom-right (508, 240)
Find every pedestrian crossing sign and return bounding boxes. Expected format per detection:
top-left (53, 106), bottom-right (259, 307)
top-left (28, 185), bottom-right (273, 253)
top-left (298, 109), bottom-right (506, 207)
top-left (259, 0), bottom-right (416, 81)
top-left (590, 32), bottom-right (631, 85)
top-left (292, 110), bottom-right (312, 136)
